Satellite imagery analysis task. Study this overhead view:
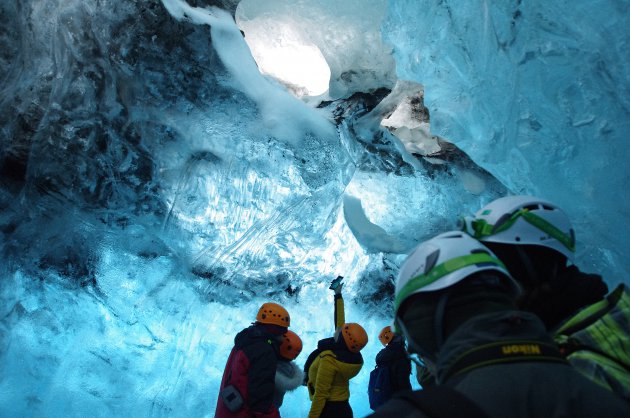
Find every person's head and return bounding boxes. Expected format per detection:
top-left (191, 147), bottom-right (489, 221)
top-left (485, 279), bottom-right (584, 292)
top-left (378, 326), bottom-right (394, 347)
top-left (334, 323), bottom-right (368, 353)
top-left (279, 330), bottom-right (303, 361)
top-left (256, 302), bottom-right (290, 335)
top-left (394, 231), bottom-right (519, 362)
top-left (460, 195), bottom-right (575, 288)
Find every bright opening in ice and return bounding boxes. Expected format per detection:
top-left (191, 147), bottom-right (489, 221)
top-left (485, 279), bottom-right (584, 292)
top-left (236, 14), bottom-right (331, 97)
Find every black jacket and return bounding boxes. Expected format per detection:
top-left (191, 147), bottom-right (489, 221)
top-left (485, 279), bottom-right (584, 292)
top-left (215, 325), bottom-right (280, 417)
top-left (374, 337), bottom-right (412, 394)
top-left (368, 311), bottom-right (630, 418)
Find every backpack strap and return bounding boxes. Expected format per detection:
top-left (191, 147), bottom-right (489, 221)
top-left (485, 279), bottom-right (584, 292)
top-left (396, 386), bottom-right (489, 418)
top-left (555, 284), bottom-right (625, 336)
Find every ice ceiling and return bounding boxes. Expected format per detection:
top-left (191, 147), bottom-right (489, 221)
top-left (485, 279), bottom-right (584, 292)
top-left (1, 0), bottom-right (628, 416)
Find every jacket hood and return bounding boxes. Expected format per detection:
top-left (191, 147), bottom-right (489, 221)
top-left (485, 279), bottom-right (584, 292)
top-left (317, 337), bottom-right (363, 364)
top-left (275, 361), bottom-right (304, 392)
top-left (234, 324), bottom-right (277, 350)
top-left (317, 337), bottom-right (337, 350)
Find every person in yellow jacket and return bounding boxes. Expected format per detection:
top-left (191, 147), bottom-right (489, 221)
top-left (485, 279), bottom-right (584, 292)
top-left (303, 276), bottom-right (368, 418)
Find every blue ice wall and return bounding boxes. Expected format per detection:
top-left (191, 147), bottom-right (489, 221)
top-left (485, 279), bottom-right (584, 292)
top-left (384, 0), bottom-right (630, 283)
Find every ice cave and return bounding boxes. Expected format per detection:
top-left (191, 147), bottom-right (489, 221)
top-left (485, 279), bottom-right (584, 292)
top-left (1, 0), bottom-right (628, 416)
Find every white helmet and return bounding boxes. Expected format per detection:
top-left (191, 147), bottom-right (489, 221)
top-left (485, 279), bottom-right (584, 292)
top-left (460, 195), bottom-right (575, 261)
top-left (394, 231), bottom-right (519, 319)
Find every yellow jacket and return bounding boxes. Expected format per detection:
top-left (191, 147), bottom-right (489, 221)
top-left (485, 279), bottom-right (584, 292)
top-left (307, 349), bottom-right (363, 418)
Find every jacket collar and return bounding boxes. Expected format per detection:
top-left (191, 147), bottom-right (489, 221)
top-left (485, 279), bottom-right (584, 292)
top-left (275, 361), bottom-right (304, 392)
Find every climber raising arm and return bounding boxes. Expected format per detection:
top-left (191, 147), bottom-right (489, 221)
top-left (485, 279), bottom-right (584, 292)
top-left (330, 276), bottom-right (345, 330)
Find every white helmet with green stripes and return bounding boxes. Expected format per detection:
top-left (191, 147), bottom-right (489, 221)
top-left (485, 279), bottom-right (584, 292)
top-left (394, 231), bottom-right (519, 321)
top-left (460, 195), bottom-right (575, 261)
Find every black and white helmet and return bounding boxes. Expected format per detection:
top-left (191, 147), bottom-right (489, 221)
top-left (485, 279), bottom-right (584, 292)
top-left (460, 195), bottom-right (575, 261)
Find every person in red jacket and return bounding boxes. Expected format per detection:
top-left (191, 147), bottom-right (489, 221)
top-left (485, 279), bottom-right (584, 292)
top-left (215, 302), bottom-right (291, 418)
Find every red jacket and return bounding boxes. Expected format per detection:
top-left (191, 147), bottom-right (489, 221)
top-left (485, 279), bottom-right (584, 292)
top-left (215, 325), bottom-right (281, 418)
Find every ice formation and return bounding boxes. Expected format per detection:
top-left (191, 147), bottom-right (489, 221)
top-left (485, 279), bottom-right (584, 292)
top-left (384, 0), bottom-right (630, 282)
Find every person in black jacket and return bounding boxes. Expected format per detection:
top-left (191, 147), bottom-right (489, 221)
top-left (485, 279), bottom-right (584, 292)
top-left (215, 302), bottom-right (290, 418)
top-left (461, 195), bottom-right (630, 401)
top-left (368, 231), bottom-right (630, 418)
top-left (368, 326), bottom-right (412, 410)
top-left (376, 326), bottom-right (412, 392)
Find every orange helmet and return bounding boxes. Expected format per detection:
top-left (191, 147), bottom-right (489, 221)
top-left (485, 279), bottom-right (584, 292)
top-left (378, 326), bottom-right (394, 347)
top-left (341, 323), bottom-right (368, 353)
top-left (279, 330), bottom-right (303, 360)
top-left (256, 302), bottom-right (290, 328)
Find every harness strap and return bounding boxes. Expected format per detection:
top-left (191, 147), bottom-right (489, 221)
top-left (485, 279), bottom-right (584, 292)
top-left (443, 340), bottom-right (568, 382)
top-left (396, 386), bottom-right (489, 418)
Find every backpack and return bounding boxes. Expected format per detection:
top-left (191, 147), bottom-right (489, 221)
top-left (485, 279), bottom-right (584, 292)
top-left (554, 284), bottom-right (630, 402)
top-left (368, 364), bottom-right (392, 410)
top-left (303, 337), bottom-right (338, 385)
top-left (302, 347), bottom-right (323, 385)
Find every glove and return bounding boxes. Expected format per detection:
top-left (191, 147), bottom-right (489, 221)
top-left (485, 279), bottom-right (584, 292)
top-left (334, 283), bottom-right (343, 295)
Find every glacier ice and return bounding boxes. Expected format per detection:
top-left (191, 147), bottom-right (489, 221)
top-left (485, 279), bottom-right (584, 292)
top-left (236, 0), bottom-right (396, 100)
top-left (384, 0), bottom-right (630, 283)
top-left (0, 0), bottom-right (628, 417)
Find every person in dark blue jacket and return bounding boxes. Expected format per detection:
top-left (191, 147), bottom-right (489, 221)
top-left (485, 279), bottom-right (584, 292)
top-left (368, 326), bottom-right (412, 410)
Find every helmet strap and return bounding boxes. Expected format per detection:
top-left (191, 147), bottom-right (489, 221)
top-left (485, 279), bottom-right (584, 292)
top-left (516, 245), bottom-right (539, 285)
top-left (396, 317), bottom-right (434, 361)
top-left (434, 291), bottom-right (450, 350)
